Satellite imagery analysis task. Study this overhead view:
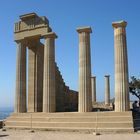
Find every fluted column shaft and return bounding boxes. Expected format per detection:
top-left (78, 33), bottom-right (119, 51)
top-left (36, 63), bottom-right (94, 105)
top-left (36, 43), bottom-right (44, 112)
top-left (77, 27), bottom-right (92, 112)
top-left (112, 21), bottom-right (130, 112)
top-left (15, 40), bottom-right (26, 113)
top-left (28, 39), bottom-right (42, 112)
top-left (105, 75), bottom-right (110, 105)
top-left (43, 32), bottom-right (57, 112)
top-left (28, 42), bottom-right (37, 112)
top-left (91, 76), bottom-right (96, 103)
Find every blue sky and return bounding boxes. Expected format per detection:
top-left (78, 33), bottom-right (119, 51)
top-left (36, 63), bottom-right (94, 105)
top-left (0, 0), bottom-right (140, 108)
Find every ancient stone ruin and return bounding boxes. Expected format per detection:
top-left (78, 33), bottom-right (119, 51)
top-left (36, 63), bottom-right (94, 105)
top-left (14, 13), bottom-right (78, 113)
top-left (5, 13), bottom-right (135, 133)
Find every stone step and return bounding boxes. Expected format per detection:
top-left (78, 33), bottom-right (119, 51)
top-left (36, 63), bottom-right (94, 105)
top-left (5, 111), bottom-right (134, 133)
top-left (7, 116), bottom-right (132, 122)
top-left (10, 112), bottom-right (132, 117)
top-left (5, 121), bottom-right (133, 128)
top-left (5, 125), bottom-right (134, 133)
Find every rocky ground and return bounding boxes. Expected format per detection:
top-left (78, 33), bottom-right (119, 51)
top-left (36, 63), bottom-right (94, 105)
top-left (0, 129), bottom-right (140, 140)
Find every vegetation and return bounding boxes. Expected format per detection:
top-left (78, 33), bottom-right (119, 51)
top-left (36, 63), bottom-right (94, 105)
top-left (129, 76), bottom-right (140, 101)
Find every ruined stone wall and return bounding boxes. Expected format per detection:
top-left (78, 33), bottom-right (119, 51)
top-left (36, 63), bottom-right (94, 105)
top-left (64, 89), bottom-right (78, 112)
top-left (55, 63), bottom-right (78, 112)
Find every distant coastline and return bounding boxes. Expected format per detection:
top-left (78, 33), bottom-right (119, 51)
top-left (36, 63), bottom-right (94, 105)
top-left (0, 107), bottom-right (13, 111)
top-left (0, 107), bottom-right (14, 120)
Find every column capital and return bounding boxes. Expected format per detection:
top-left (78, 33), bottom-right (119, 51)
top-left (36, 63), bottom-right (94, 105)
top-left (77, 26), bottom-right (92, 33)
top-left (112, 20), bottom-right (127, 28)
top-left (43, 32), bottom-right (58, 39)
top-left (105, 75), bottom-right (110, 78)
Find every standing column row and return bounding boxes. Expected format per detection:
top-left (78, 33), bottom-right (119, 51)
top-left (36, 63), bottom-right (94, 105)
top-left (15, 32), bottom-right (57, 113)
top-left (15, 22), bottom-right (130, 113)
top-left (77, 27), bottom-right (92, 112)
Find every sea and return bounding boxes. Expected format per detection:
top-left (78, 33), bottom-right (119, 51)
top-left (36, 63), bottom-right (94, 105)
top-left (0, 107), bottom-right (14, 120)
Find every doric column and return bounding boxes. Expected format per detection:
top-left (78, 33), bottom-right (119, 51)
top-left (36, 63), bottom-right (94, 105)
top-left (43, 32), bottom-right (57, 112)
top-left (28, 41), bottom-right (37, 112)
top-left (28, 39), bottom-right (44, 112)
top-left (77, 27), bottom-right (92, 112)
top-left (15, 40), bottom-right (26, 113)
top-left (104, 75), bottom-right (110, 106)
top-left (36, 43), bottom-right (44, 112)
top-left (112, 21), bottom-right (130, 112)
top-left (91, 76), bottom-right (96, 103)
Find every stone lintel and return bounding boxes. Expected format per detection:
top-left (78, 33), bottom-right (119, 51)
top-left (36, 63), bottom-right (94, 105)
top-left (14, 27), bottom-right (50, 41)
top-left (20, 13), bottom-right (38, 21)
top-left (43, 32), bottom-right (58, 39)
top-left (25, 35), bottom-right (41, 41)
top-left (15, 39), bottom-right (27, 44)
top-left (91, 76), bottom-right (96, 78)
top-left (77, 26), bottom-right (92, 33)
top-left (104, 75), bottom-right (110, 77)
top-left (112, 20), bottom-right (127, 28)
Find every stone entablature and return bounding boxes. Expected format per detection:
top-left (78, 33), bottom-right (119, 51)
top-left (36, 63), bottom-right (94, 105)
top-left (14, 13), bottom-right (51, 41)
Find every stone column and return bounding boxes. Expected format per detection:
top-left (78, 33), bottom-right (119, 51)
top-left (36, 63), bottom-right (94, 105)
top-left (77, 27), bottom-right (92, 112)
top-left (91, 76), bottom-right (96, 103)
top-left (28, 39), bottom-right (44, 112)
top-left (28, 41), bottom-right (37, 112)
top-left (36, 43), bottom-right (44, 112)
top-left (112, 21), bottom-right (130, 112)
top-left (15, 40), bottom-right (26, 113)
top-left (43, 32), bottom-right (57, 112)
top-left (104, 75), bottom-right (110, 106)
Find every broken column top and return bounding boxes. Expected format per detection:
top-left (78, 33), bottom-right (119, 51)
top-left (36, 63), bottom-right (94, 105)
top-left (105, 75), bottom-right (110, 77)
top-left (19, 12), bottom-right (49, 24)
top-left (20, 13), bottom-right (38, 20)
top-left (77, 26), bottom-right (92, 33)
top-left (112, 20), bottom-right (127, 28)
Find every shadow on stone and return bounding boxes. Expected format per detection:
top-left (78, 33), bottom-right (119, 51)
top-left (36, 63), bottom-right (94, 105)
top-left (0, 135), bottom-right (9, 137)
top-left (92, 108), bottom-right (112, 112)
top-left (132, 111), bottom-right (140, 132)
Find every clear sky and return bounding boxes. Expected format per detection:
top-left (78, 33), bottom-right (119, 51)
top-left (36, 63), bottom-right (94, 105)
top-left (0, 0), bottom-right (140, 108)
